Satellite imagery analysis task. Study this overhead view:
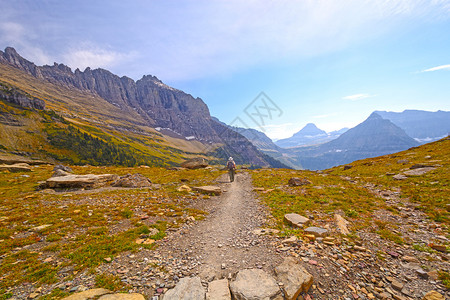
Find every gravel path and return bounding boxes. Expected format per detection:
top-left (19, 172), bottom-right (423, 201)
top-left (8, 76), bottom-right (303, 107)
top-left (156, 171), bottom-right (283, 280)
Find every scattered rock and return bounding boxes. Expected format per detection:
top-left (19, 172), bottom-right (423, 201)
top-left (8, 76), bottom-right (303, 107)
top-left (274, 257), bottom-right (313, 300)
top-left (54, 164), bottom-right (73, 173)
top-left (52, 169), bottom-right (71, 177)
top-left (252, 228), bottom-right (280, 235)
top-left (288, 177), bottom-right (312, 186)
top-left (391, 279), bottom-right (404, 291)
top-left (112, 173), bottom-right (152, 188)
top-left (393, 174), bottom-right (408, 180)
top-left (62, 288), bottom-right (111, 300)
top-left (0, 163), bottom-right (31, 172)
top-left (429, 244), bottom-right (447, 252)
top-left (343, 165), bottom-right (353, 170)
top-left (401, 255), bottom-right (419, 263)
top-left (180, 158), bottom-right (208, 169)
top-left (396, 159), bottom-right (409, 164)
top-left (30, 224), bottom-right (51, 232)
top-left (304, 227), bottom-right (328, 237)
top-left (193, 186), bottom-right (222, 195)
top-left (335, 214), bottom-right (350, 235)
top-left (284, 213), bottom-right (310, 228)
top-left (415, 268), bottom-right (428, 279)
top-left (230, 269), bottom-right (282, 300)
top-left (281, 236), bottom-right (298, 245)
top-left (177, 185), bottom-right (192, 192)
top-left (163, 276), bottom-right (205, 300)
top-left (422, 290), bottom-right (444, 300)
top-left (206, 279), bottom-right (231, 300)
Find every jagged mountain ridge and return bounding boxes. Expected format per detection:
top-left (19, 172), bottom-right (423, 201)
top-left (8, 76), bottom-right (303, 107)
top-left (0, 47), bottom-right (282, 167)
top-left (375, 109), bottom-right (450, 143)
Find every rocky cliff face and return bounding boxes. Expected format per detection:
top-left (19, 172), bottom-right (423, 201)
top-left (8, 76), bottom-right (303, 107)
top-left (0, 83), bottom-right (45, 110)
top-left (0, 47), bottom-right (281, 167)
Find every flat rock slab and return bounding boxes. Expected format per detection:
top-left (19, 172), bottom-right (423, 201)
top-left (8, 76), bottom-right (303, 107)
top-left (230, 268), bottom-right (282, 300)
top-left (284, 213), bottom-right (310, 228)
top-left (163, 276), bottom-right (205, 300)
top-left (193, 185), bottom-right (222, 195)
top-left (206, 279), bottom-right (231, 300)
top-left (62, 288), bottom-right (111, 300)
top-left (98, 294), bottom-right (145, 300)
top-left (304, 227), bottom-right (328, 237)
top-left (403, 167), bottom-right (436, 176)
top-left (0, 155), bottom-right (47, 165)
top-left (274, 257), bottom-right (313, 300)
top-left (393, 174), bottom-right (408, 180)
top-left (0, 163), bottom-right (31, 172)
top-left (45, 174), bottom-right (119, 189)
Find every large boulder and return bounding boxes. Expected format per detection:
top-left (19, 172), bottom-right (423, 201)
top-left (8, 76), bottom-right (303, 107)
top-left (181, 158), bottom-right (208, 169)
top-left (206, 279), bottom-right (231, 300)
top-left (163, 276), bottom-right (205, 300)
top-left (274, 257), bottom-right (313, 300)
top-left (45, 174), bottom-right (119, 189)
top-left (0, 163), bottom-right (31, 172)
top-left (284, 213), bottom-right (310, 228)
top-left (230, 269), bottom-right (282, 300)
top-left (112, 173), bottom-right (152, 188)
top-left (288, 177), bottom-right (311, 186)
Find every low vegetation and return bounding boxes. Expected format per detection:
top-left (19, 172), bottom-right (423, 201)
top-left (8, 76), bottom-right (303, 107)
top-left (0, 164), bottom-right (219, 293)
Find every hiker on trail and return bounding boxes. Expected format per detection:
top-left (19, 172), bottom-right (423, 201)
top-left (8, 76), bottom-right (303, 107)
top-left (227, 157), bottom-right (236, 182)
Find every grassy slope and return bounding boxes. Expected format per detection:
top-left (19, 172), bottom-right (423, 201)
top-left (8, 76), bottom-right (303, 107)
top-left (0, 63), bottom-right (209, 165)
top-left (251, 137), bottom-right (449, 244)
top-left (0, 165), bottom-right (220, 294)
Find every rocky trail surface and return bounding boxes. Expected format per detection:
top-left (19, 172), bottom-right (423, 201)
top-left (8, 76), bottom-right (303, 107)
top-left (155, 171), bottom-right (283, 278)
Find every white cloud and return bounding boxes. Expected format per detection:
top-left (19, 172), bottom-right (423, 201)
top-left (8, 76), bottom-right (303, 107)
top-left (139, 0), bottom-right (450, 80)
top-left (342, 93), bottom-right (374, 101)
top-left (258, 123), bottom-right (297, 141)
top-left (421, 64), bottom-right (450, 72)
top-left (62, 47), bottom-right (136, 71)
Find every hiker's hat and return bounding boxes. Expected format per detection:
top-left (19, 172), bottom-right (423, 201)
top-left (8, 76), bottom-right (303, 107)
top-left (228, 157), bottom-right (233, 161)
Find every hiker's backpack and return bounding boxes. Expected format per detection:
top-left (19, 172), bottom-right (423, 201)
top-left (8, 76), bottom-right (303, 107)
top-left (227, 161), bottom-right (235, 170)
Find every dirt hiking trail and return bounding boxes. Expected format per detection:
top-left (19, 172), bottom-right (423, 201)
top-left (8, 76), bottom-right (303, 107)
top-left (156, 171), bottom-right (283, 280)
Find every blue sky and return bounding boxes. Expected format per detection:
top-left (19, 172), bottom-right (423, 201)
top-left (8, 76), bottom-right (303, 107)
top-left (1, 1), bottom-right (449, 140)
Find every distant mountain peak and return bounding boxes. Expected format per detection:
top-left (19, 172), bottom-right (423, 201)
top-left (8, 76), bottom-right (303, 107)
top-left (367, 112), bottom-right (383, 120)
